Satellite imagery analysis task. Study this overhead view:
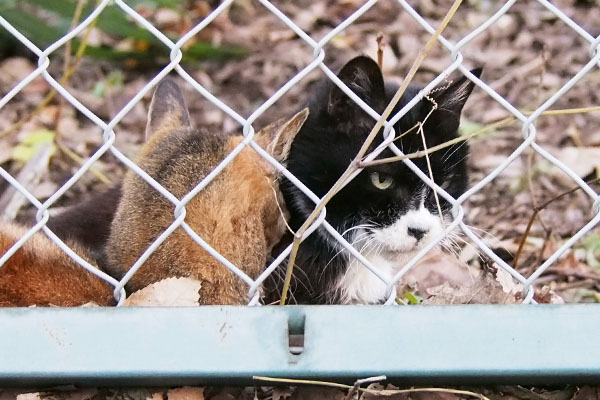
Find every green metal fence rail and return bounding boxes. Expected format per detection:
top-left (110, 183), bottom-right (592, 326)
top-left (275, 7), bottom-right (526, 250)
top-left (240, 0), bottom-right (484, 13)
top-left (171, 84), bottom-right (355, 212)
top-left (2, 305), bottom-right (599, 386)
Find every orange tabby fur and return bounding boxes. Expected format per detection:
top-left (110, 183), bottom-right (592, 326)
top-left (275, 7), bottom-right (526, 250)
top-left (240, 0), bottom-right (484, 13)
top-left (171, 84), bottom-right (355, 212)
top-left (0, 223), bottom-right (114, 306)
top-left (106, 79), bottom-right (308, 304)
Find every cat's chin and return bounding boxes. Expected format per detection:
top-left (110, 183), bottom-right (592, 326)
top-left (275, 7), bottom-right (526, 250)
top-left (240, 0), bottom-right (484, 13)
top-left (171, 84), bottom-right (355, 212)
top-left (379, 244), bottom-right (420, 258)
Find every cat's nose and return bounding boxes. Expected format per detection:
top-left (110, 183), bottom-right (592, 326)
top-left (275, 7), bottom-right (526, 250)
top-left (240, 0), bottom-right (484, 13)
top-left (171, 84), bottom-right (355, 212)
top-left (407, 226), bottom-right (427, 241)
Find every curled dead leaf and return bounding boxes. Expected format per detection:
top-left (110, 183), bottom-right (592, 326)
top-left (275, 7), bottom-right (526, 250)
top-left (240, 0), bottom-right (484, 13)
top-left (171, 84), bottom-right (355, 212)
top-left (425, 268), bottom-right (520, 305)
top-left (124, 277), bottom-right (201, 307)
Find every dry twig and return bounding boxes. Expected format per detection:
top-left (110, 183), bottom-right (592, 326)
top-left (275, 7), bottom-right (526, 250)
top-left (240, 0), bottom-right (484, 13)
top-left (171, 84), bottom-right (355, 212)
top-left (513, 176), bottom-right (600, 269)
top-left (253, 376), bottom-right (491, 400)
top-left (376, 32), bottom-right (384, 70)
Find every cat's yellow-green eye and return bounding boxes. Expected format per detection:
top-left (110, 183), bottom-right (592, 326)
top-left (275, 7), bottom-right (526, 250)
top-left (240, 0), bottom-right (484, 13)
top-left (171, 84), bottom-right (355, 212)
top-left (370, 172), bottom-right (394, 190)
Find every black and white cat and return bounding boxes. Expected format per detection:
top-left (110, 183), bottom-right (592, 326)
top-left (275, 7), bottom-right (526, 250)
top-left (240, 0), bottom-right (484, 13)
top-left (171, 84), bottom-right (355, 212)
top-left (276, 56), bottom-right (481, 304)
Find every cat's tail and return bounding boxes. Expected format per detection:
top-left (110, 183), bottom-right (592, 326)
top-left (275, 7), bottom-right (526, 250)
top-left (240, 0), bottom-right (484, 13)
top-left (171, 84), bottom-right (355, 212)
top-left (0, 222), bottom-right (115, 307)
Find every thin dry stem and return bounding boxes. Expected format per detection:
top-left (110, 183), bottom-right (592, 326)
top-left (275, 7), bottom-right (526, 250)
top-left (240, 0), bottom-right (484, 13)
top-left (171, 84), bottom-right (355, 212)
top-left (253, 376), bottom-right (490, 399)
top-left (56, 143), bottom-right (110, 184)
top-left (376, 32), bottom-right (384, 70)
top-left (360, 116), bottom-right (515, 167)
top-left (419, 117), bottom-right (446, 230)
top-left (361, 105), bottom-right (600, 168)
top-left (513, 176), bottom-right (600, 269)
top-left (541, 105), bottom-right (600, 115)
top-left (63, 0), bottom-right (87, 74)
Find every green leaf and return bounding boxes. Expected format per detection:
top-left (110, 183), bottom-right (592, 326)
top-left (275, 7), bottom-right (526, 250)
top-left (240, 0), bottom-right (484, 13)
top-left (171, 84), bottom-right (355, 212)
top-left (94, 5), bottom-right (157, 42)
top-left (0, 0), bottom-right (18, 10)
top-left (78, 42), bottom-right (244, 63)
top-left (404, 291), bottom-right (423, 305)
top-left (22, 0), bottom-right (156, 41)
top-left (106, 70), bottom-right (125, 89)
top-left (92, 81), bottom-right (106, 97)
top-left (183, 42), bottom-right (247, 61)
top-left (92, 70), bottom-right (124, 97)
top-left (0, 8), bottom-right (65, 48)
top-left (19, 0), bottom-right (82, 20)
top-left (12, 130), bottom-right (57, 163)
top-left (582, 233), bottom-right (600, 271)
top-left (128, 0), bottom-right (181, 9)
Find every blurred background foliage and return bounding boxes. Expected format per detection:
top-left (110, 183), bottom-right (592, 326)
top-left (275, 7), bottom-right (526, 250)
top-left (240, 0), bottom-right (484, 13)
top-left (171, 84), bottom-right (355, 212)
top-left (0, 0), bottom-right (245, 66)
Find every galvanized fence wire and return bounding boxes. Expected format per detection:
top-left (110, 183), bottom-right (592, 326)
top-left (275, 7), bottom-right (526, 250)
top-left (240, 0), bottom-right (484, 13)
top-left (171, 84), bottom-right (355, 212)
top-left (0, 0), bottom-right (599, 306)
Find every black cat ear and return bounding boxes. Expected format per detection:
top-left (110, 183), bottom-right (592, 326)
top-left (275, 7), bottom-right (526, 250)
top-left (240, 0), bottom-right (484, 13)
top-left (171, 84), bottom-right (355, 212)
top-left (327, 56), bottom-right (386, 116)
top-left (145, 78), bottom-right (192, 141)
top-left (425, 68), bottom-right (482, 132)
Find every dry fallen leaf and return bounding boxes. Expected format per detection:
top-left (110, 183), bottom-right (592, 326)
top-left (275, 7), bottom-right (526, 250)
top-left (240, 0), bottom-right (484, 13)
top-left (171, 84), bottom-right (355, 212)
top-left (495, 267), bottom-right (523, 295)
top-left (15, 394), bottom-right (41, 400)
top-left (272, 387), bottom-right (295, 400)
top-left (426, 268), bottom-right (520, 304)
top-left (535, 286), bottom-right (565, 304)
top-left (402, 249), bottom-right (477, 293)
top-left (167, 387), bottom-right (204, 400)
top-left (572, 386), bottom-right (600, 400)
top-left (289, 387), bottom-right (346, 400)
top-left (0, 57), bottom-right (35, 84)
top-left (124, 277), bottom-right (201, 307)
top-left (552, 147), bottom-right (600, 179)
top-left (425, 282), bottom-right (479, 305)
top-left (61, 388), bottom-right (99, 400)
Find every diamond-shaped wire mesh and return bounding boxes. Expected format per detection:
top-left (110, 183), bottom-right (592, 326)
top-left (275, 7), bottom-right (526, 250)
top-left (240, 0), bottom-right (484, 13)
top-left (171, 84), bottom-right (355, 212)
top-left (0, 0), bottom-right (598, 306)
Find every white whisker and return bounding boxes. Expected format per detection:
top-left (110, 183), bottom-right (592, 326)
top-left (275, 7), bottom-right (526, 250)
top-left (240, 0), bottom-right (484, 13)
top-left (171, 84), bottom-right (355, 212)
top-left (442, 140), bottom-right (468, 164)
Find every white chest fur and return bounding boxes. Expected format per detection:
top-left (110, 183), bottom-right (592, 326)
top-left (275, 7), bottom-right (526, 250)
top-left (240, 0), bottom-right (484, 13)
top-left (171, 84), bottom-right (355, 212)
top-left (336, 252), bottom-right (399, 304)
top-left (335, 206), bottom-right (444, 304)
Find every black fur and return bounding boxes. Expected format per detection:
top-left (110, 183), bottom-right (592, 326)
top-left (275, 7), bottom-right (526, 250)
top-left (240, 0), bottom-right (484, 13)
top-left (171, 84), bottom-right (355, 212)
top-left (41, 185), bottom-right (121, 266)
top-left (273, 56), bottom-right (481, 304)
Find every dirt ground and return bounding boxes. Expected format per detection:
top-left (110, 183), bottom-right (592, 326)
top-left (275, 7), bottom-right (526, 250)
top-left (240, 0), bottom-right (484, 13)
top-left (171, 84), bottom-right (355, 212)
top-left (1, 0), bottom-right (600, 398)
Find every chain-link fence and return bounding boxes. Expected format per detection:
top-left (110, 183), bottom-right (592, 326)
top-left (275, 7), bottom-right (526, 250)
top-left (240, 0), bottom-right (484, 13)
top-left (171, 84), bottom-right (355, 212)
top-left (0, 0), bottom-right (599, 308)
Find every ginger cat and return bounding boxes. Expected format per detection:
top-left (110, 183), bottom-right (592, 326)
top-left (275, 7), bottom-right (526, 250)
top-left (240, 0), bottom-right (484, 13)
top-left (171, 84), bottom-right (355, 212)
top-left (0, 223), bottom-right (114, 306)
top-left (105, 79), bottom-right (308, 304)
